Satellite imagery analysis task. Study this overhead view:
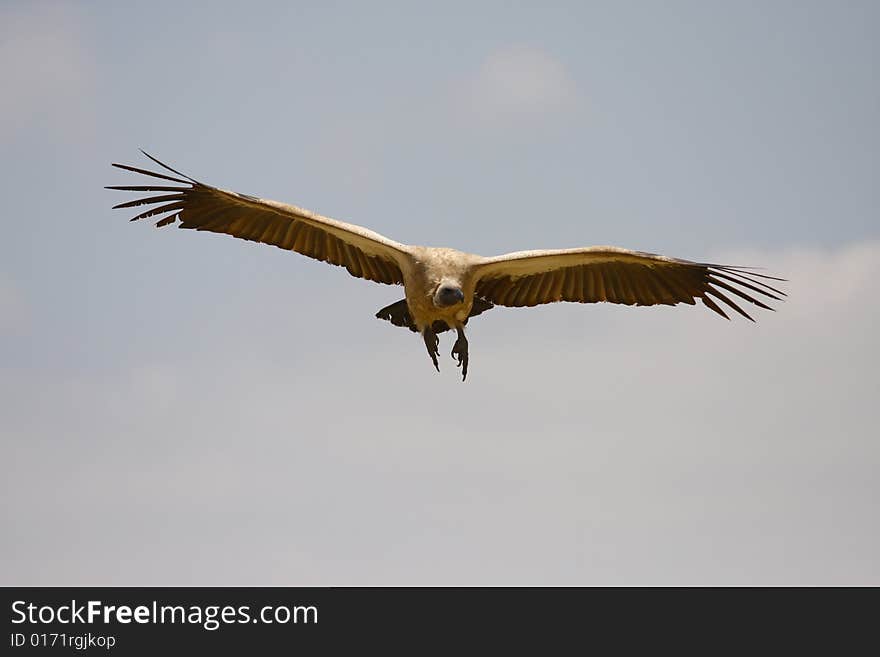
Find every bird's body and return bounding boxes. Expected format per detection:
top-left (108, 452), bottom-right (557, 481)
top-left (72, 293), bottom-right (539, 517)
top-left (403, 247), bottom-right (478, 328)
top-left (109, 152), bottom-right (785, 380)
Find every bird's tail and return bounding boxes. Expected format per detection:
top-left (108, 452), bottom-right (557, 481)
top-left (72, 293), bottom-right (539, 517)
top-left (375, 298), bottom-right (494, 334)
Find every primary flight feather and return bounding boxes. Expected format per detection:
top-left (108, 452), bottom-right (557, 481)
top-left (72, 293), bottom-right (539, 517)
top-left (108, 151), bottom-right (786, 380)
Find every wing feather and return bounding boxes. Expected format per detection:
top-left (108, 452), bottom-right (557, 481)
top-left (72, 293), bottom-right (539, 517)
top-left (473, 246), bottom-right (784, 320)
top-left (108, 152), bottom-right (409, 286)
top-left (582, 265), bottom-right (595, 301)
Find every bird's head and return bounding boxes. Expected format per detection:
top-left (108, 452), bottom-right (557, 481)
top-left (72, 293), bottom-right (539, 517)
top-left (433, 281), bottom-right (465, 307)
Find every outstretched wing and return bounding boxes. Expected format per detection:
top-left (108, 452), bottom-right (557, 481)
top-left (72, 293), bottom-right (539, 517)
top-left (107, 151), bottom-right (409, 286)
top-left (472, 246), bottom-right (785, 321)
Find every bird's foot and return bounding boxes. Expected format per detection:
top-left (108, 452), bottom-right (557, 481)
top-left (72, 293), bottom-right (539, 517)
top-left (423, 330), bottom-right (440, 372)
top-left (451, 334), bottom-right (469, 381)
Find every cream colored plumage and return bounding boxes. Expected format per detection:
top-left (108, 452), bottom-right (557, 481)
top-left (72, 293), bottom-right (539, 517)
top-left (109, 152), bottom-right (786, 380)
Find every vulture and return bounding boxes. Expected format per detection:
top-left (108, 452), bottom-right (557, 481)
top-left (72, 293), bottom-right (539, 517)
top-left (108, 152), bottom-right (785, 381)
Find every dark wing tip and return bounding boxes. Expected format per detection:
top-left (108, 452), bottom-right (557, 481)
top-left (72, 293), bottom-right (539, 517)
top-left (109, 152), bottom-right (197, 226)
top-left (699, 261), bottom-right (789, 321)
top-left (700, 294), bottom-right (731, 320)
top-left (138, 149), bottom-right (199, 183)
top-left (715, 264), bottom-right (787, 283)
top-left (110, 162), bottom-right (192, 185)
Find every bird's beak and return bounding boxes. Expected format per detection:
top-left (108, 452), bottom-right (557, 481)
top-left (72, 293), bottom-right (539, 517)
top-left (435, 285), bottom-right (465, 307)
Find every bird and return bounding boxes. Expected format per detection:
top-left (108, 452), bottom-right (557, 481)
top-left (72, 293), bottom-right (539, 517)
top-left (108, 151), bottom-right (785, 381)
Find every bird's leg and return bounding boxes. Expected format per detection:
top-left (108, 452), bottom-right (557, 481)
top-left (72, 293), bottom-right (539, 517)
top-left (422, 328), bottom-right (440, 372)
top-left (451, 326), bottom-right (469, 381)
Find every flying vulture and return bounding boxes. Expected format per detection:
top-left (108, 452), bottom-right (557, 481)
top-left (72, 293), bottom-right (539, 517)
top-left (108, 152), bottom-right (785, 380)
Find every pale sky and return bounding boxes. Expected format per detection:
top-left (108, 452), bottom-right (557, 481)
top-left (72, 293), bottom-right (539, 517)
top-left (1, 0), bottom-right (878, 585)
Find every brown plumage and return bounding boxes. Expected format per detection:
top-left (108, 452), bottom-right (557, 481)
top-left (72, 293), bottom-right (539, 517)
top-left (108, 152), bottom-right (786, 380)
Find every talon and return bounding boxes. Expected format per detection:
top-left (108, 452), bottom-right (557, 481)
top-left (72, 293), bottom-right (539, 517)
top-left (423, 329), bottom-right (440, 372)
top-left (450, 328), bottom-right (469, 381)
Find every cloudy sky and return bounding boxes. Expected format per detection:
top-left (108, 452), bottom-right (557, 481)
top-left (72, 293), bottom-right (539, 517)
top-left (2, 0), bottom-right (877, 585)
